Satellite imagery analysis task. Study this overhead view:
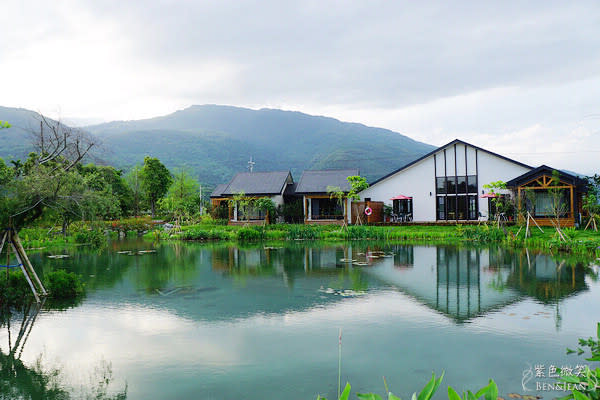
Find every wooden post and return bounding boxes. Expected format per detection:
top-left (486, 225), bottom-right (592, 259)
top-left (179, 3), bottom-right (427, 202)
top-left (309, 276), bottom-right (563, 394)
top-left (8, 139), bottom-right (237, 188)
top-left (1, 228), bottom-right (47, 302)
top-left (9, 242), bottom-right (40, 303)
top-left (570, 186), bottom-right (574, 219)
top-left (12, 231), bottom-right (47, 296)
top-left (1, 230), bottom-right (8, 281)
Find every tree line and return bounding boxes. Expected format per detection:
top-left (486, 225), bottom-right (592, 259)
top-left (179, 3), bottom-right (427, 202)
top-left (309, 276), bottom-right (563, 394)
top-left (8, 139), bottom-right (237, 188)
top-left (0, 117), bottom-right (203, 232)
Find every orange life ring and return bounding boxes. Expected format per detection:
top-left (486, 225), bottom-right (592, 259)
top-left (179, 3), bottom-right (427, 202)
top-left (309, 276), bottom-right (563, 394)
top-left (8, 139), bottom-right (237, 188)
top-left (364, 207), bottom-right (373, 216)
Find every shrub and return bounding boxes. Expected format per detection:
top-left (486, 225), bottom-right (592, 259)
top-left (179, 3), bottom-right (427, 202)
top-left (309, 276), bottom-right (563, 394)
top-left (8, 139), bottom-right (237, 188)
top-left (44, 270), bottom-right (85, 299)
top-left (108, 216), bottom-right (153, 233)
top-left (0, 270), bottom-right (34, 308)
top-left (286, 225), bottom-right (321, 240)
top-left (73, 229), bottom-right (106, 247)
top-left (236, 227), bottom-right (264, 241)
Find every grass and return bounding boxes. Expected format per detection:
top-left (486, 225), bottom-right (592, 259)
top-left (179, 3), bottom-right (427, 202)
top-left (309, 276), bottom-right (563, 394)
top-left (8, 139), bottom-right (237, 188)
top-left (12, 218), bottom-right (600, 258)
top-left (150, 222), bottom-right (600, 257)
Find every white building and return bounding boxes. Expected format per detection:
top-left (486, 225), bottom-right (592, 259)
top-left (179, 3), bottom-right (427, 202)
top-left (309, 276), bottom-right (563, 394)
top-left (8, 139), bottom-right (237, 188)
top-left (359, 139), bottom-right (532, 222)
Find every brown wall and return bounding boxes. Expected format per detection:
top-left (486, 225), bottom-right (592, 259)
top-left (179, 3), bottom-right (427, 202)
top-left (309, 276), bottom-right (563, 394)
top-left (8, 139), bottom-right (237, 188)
top-left (352, 201), bottom-right (383, 224)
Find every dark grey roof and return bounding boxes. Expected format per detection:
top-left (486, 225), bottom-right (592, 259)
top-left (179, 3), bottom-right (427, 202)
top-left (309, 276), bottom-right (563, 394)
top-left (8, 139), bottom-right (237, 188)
top-left (210, 184), bottom-right (228, 198)
top-left (368, 139), bottom-right (533, 186)
top-left (221, 171), bottom-right (292, 196)
top-left (295, 169), bottom-right (359, 194)
top-left (284, 182), bottom-right (298, 196)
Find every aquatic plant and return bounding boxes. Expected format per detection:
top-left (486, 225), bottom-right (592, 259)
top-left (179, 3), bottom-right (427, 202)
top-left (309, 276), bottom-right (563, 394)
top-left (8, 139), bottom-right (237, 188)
top-left (316, 373), bottom-right (498, 400)
top-left (0, 269), bottom-right (85, 308)
top-left (73, 229), bottom-right (106, 248)
top-left (557, 322), bottom-right (600, 400)
top-left (0, 270), bottom-right (32, 308)
top-left (44, 270), bottom-right (85, 299)
top-left (236, 227), bottom-right (265, 241)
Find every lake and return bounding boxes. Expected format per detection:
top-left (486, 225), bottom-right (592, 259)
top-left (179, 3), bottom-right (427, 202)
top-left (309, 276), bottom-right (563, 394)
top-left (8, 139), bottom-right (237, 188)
top-left (1, 240), bottom-right (599, 399)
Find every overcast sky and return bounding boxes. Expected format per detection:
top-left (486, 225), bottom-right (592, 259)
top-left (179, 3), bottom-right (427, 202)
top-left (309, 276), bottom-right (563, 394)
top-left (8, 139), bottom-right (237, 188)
top-left (1, 1), bottom-right (599, 174)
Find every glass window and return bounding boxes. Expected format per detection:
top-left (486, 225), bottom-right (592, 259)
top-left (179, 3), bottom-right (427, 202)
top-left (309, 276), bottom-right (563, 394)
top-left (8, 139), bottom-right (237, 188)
top-left (447, 196), bottom-right (456, 219)
top-left (437, 196), bottom-right (446, 220)
top-left (457, 176), bottom-right (467, 194)
top-left (468, 195), bottom-right (478, 220)
top-left (467, 175), bottom-right (477, 194)
top-left (457, 195), bottom-right (467, 220)
top-left (533, 191), bottom-right (570, 218)
top-left (446, 177), bottom-right (456, 194)
top-left (436, 177), bottom-right (446, 194)
top-left (312, 198), bottom-right (343, 219)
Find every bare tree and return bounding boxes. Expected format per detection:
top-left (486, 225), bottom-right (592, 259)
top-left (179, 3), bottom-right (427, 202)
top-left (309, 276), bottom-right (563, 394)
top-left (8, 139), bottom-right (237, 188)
top-left (6, 114), bottom-right (102, 229)
top-left (30, 113), bottom-right (97, 172)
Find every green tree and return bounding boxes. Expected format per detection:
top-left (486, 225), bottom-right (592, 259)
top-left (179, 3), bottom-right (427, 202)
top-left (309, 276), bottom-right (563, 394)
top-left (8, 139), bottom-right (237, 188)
top-left (326, 185), bottom-right (346, 226)
top-left (79, 164), bottom-right (133, 217)
top-left (0, 158), bottom-right (13, 185)
top-left (0, 158), bottom-right (16, 226)
top-left (254, 197), bottom-right (277, 224)
top-left (124, 164), bottom-right (145, 216)
top-left (140, 156), bottom-right (172, 217)
top-left (159, 168), bottom-right (200, 223)
top-left (347, 175), bottom-right (369, 225)
top-left (2, 115), bottom-right (99, 229)
top-left (229, 191), bottom-right (250, 221)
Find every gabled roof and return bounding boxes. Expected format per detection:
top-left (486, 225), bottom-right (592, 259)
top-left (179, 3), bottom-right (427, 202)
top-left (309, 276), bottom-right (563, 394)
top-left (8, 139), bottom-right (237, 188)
top-left (368, 139), bottom-right (533, 186)
top-left (284, 182), bottom-right (298, 196)
top-left (221, 170), bottom-right (292, 196)
top-left (506, 165), bottom-right (588, 190)
top-left (295, 169), bottom-right (359, 194)
top-left (210, 183), bottom-right (228, 198)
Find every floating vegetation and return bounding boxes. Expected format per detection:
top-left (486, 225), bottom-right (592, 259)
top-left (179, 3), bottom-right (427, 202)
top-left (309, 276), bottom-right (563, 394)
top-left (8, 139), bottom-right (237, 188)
top-left (319, 287), bottom-right (366, 297)
top-left (117, 249), bottom-right (156, 256)
top-left (155, 286), bottom-right (218, 297)
top-left (47, 254), bottom-right (69, 259)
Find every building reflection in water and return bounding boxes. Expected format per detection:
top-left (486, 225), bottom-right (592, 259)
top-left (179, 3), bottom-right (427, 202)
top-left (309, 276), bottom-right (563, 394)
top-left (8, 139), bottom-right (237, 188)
top-left (207, 243), bottom-right (588, 324)
top-left (366, 245), bottom-right (588, 323)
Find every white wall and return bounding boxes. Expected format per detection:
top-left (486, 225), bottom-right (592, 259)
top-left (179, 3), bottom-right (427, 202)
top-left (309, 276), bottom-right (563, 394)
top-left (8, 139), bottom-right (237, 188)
top-left (476, 150), bottom-right (531, 218)
top-left (360, 156), bottom-right (437, 221)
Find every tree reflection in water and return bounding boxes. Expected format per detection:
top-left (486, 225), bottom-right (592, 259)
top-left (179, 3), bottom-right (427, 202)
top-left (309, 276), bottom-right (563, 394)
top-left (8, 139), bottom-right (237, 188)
top-left (0, 303), bottom-right (127, 400)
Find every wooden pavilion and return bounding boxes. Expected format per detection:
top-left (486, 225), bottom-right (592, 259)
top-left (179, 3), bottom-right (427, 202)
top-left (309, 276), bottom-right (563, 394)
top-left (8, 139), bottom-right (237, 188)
top-left (506, 166), bottom-right (588, 227)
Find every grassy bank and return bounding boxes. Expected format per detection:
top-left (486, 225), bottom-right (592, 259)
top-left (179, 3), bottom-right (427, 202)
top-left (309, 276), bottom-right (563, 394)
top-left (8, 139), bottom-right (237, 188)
top-left (12, 217), bottom-right (600, 257)
top-left (146, 220), bottom-right (600, 257)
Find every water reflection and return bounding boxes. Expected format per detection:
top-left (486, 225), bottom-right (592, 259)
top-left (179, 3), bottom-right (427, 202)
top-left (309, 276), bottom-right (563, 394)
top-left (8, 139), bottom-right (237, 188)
top-left (1, 304), bottom-right (127, 399)
top-left (365, 245), bottom-right (589, 323)
top-left (25, 241), bottom-right (593, 325)
top-left (1, 241), bottom-right (597, 399)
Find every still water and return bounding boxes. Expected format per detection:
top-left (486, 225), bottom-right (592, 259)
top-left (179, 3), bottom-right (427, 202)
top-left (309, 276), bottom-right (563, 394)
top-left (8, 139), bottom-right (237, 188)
top-left (1, 240), bottom-right (599, 399)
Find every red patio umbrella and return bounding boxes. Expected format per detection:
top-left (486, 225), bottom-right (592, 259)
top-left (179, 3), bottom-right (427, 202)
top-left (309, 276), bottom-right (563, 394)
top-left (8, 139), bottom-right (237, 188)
top-left (480, 193), bottom-right (498, 198)
top-left (390, 195), bottom-right (412, 200)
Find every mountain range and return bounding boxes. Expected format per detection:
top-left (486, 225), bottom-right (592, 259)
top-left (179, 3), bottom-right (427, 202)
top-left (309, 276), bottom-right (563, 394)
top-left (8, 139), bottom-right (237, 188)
top-left (0, 105), bottom-right (435, 188)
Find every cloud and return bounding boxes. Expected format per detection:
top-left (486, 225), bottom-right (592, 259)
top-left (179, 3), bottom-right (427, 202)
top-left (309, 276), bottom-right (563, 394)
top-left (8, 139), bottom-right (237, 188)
top-left (1, 1), bottom-right (599, 172)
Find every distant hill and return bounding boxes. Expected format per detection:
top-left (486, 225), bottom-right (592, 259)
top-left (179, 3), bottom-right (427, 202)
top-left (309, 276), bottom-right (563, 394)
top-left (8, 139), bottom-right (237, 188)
top-left (0, 106), bottom-right (46, 162)
top-left (0, 105), bottom-right (435, 188)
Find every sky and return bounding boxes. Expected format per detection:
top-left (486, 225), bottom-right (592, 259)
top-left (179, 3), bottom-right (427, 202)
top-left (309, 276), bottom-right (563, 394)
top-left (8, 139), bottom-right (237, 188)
top-left (1, 1), bottom-right (599, 174)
